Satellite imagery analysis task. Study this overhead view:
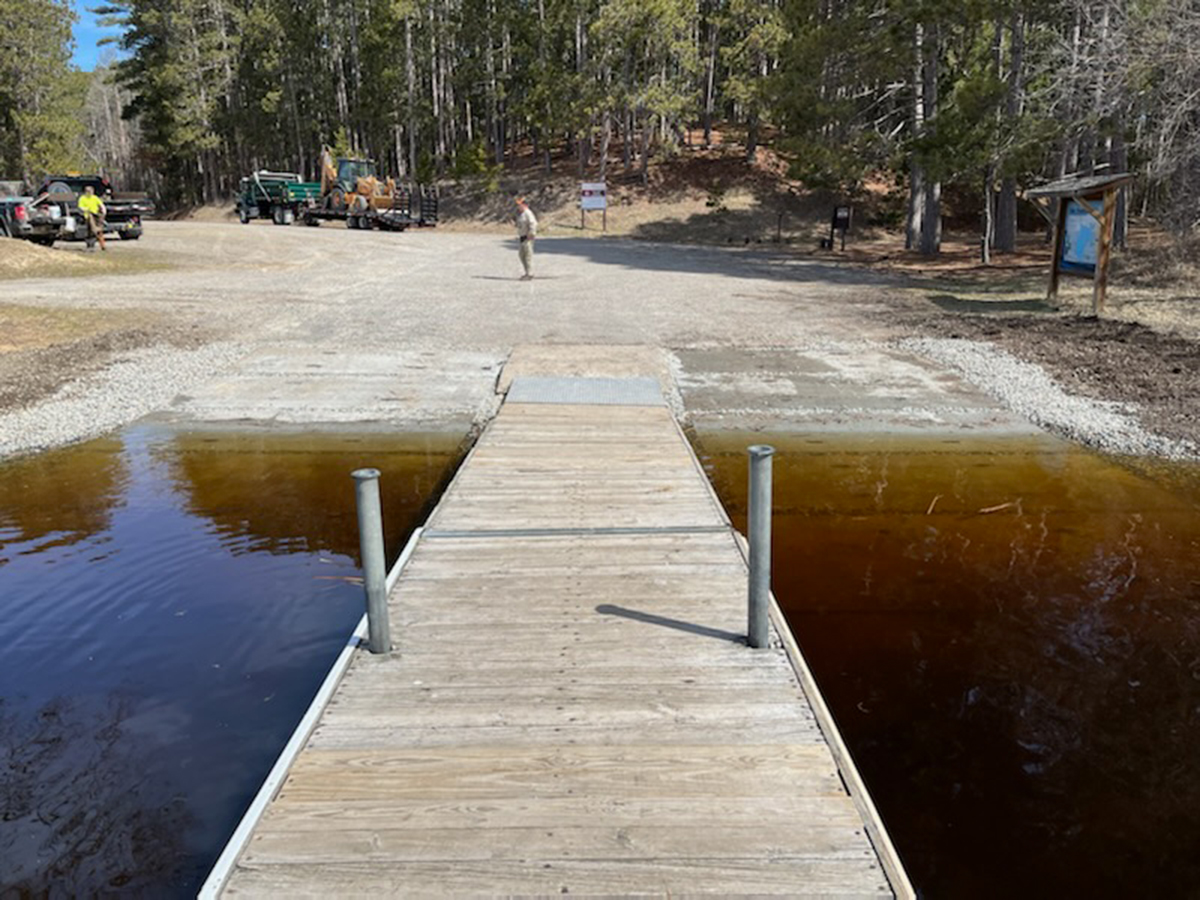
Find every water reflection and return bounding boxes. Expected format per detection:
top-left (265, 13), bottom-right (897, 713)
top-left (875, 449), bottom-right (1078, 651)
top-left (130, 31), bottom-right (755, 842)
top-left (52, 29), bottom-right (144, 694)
top-left (0, 426), bottom-right (465, 895)
top-left (695, 432), bottom-right (1200, 899)
top-left (0, 437), bottom-right (127, 557)
top-left (161, 432), bottom-right (462, 561)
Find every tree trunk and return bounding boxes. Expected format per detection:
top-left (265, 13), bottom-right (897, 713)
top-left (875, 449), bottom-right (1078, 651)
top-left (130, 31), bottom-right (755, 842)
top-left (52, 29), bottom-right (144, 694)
top-left (486, 0), bottom-right (499, 164)
top-left (995, 178), bottom-right (1017, 252)
top-left (1110, 132), bottom-right (1129, 249)
top-left (703, 20), bottom-right (719, 148)
top-left (983, 166), bottom-right (994, 264)
top-left (918, 24), bottom-right (941, 256)
top-left (905, 22), bottom-right (925, 251)
top-left (639, 112), bottom-right (650, 185)
top-left (623, 107), bottom-right (633, 170)
top-left (995, 12), bottom-right (1024, 253)
top-left (500, 22), bottom-right (511, 165)
top-left (406, 17), bottom-right (416, 175)
top-left (745, 113), bottom-right (758, 164)
top-left (599, 110), bottom-right (611, 180)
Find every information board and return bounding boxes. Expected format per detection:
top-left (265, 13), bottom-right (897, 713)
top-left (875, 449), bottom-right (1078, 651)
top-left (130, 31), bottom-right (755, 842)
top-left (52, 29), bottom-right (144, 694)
top-left (1059, 200), bottom-right (1099, 276)
top-left (580, 182), bottom-right (607, 211)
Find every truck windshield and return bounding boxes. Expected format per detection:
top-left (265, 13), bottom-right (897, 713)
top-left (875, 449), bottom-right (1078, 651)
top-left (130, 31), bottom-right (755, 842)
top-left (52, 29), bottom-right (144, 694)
top-left (337, 160), bottom-right (376, 185)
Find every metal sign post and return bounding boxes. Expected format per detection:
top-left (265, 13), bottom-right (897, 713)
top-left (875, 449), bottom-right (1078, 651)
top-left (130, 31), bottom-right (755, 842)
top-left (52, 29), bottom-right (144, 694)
top-left (829, 205), bottom-right (852, 251)
top-left (580, 182), bottom-right (608, 232)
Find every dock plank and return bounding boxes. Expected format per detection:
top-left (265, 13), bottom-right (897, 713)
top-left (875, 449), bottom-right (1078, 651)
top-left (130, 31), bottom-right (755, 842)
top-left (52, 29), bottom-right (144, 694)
top-left (214, 392), bottom-right (908, 897)
top-left (224, 859), bottom-right (892, 898)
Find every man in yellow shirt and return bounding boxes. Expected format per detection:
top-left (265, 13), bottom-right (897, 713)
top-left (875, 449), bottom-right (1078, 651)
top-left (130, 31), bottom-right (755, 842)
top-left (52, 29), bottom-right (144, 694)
top-left (77, 185), bottom-right (107, 251)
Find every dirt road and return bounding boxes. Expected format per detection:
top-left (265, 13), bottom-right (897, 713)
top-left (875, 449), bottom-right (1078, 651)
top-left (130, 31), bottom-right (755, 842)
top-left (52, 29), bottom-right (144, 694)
top-left (1, 220), bottom-right (1196, 459)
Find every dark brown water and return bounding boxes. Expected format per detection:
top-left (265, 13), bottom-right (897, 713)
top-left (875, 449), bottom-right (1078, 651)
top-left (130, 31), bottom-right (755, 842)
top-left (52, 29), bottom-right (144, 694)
top-left (694, 430), bottom-right (1200, 899)
top-left (0, 427), bottom-right (464, 895)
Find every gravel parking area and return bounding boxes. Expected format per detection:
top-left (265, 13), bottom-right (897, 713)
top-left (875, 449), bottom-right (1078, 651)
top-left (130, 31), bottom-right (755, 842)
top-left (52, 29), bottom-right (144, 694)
top-left (1, 219), bottom-right (1197, 461)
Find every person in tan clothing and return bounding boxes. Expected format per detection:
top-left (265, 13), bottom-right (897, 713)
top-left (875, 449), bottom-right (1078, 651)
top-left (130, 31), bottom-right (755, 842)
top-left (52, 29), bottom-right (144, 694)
top-left (515, 197), bottom-right (537, 280)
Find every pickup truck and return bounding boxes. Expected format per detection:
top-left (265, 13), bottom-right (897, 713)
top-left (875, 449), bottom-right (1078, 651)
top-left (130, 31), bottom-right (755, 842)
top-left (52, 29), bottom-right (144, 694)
top-left (0, 182), bottom-right (66, 246)
top-left (36, 175), bottom-right (156, 242)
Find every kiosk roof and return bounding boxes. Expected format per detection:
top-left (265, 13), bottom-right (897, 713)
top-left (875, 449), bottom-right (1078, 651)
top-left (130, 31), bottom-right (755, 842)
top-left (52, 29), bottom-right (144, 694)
top-left (1025, 172), bottom-right (1135, 199)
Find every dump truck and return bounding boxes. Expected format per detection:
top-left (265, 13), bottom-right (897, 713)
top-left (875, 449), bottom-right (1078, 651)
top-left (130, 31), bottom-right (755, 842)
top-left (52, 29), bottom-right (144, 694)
top-left (300, 148), bottom-right (437, 230)
top-left (236, 171), bottom-right (322, 225)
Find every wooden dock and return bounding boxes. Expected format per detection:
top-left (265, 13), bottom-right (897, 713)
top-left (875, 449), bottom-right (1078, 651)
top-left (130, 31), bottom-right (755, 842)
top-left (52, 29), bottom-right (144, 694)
top-left (205, 376), bottom-right (911, 897)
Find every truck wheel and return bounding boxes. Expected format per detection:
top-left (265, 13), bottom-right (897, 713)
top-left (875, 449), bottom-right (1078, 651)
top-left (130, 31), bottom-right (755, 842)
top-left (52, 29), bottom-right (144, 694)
top-left (29, 236), bottom-right (56, 247)
top-left (238, 207), bottom-right (250, 224)
top-left (347, 215), bottom-right (359, 230)
top-left (283, 208), bottom-right (295, 225)
top-left (271, 206), bottom-right (284, 225)
top-left (303, 214), bottom-right (320, 227)
top-left (118, 232), bottom-right (141, 240)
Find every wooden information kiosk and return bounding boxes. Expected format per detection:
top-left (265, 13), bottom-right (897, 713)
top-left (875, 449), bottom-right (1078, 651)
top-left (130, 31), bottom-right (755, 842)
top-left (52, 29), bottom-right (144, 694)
top-left (1025, 172), bottom-right (1134, 314)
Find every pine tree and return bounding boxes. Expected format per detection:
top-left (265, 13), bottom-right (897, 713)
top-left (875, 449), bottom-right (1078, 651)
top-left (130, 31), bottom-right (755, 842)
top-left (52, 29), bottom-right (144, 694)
top-left (0, 0), bottom-right (88, 183)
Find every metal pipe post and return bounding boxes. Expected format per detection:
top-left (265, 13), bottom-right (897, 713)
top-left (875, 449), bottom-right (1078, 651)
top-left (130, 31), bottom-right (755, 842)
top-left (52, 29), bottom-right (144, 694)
top-left (747, 445), bottom-right (776, 649)
top-left (352, 468), bottom-right (391, 654)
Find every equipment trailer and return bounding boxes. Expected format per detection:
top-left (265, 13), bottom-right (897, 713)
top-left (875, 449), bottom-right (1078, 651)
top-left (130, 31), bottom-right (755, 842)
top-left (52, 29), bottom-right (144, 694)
top-left (301, 182), bottom-right (433, 231)
top-left (299, 151), bottom-right (437, 230)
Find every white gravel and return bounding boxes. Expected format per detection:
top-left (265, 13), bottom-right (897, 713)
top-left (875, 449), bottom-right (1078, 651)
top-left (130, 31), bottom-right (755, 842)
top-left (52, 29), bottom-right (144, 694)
top-left (901, 337), bottom-right (1200, 460)
top-left (0, 342), bottom-right (248, 459)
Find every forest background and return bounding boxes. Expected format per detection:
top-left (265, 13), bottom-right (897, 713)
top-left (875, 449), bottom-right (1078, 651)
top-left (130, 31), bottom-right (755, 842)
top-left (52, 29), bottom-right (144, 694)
top-left (2, 0), bottom-right (1198, 256)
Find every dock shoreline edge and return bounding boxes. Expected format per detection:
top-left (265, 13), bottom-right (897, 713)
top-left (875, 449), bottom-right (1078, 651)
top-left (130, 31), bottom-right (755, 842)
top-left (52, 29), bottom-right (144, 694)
top-left (197, 525), bottom-right (425, 898)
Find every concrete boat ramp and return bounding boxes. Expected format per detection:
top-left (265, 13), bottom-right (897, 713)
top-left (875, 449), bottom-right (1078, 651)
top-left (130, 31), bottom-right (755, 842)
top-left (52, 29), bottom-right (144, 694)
top-left (201, 363), bottom-right (914, 897)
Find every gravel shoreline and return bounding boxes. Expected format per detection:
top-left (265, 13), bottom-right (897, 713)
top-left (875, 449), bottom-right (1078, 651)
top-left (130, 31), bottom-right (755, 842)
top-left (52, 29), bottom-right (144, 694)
top-left (900, 337), bottom-right (1200, 460)
top-left (0, 342), bottom-right (248, 460)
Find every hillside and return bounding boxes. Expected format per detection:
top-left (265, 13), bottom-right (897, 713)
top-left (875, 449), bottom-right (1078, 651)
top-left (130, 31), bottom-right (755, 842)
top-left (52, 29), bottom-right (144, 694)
top-left (437, 136), bottom-right (848, 246)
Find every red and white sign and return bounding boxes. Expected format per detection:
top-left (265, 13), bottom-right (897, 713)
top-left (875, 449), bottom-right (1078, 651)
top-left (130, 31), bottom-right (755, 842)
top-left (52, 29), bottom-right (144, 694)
top-left (580, 182), bottom-right (608, 211)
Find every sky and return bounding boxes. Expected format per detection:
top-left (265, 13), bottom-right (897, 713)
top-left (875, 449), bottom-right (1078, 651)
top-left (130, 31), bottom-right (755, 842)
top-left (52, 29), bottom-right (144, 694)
top-left (70, 0), bottom-right (127, 72)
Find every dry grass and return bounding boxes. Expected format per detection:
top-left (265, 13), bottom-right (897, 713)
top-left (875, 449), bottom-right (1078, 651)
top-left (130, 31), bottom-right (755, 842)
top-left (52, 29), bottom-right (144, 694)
top-left (0, 240), bottom-right (99, 278)
top-left (868, 223), bottom-right (1200, 341)
top-left (0, 238), bottom-right (165, 280)
top-left (0, 303), bottom-right (158, 353)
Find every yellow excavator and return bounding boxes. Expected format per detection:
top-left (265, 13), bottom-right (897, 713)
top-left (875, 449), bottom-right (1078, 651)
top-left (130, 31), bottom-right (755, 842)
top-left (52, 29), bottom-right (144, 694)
top-left (312, 146), bottom-right (437, 230)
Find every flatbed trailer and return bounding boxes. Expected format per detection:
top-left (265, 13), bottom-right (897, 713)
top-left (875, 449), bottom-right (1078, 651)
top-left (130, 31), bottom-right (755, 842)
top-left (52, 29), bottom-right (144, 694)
top-left (301, 183), bottom-right (437, 231)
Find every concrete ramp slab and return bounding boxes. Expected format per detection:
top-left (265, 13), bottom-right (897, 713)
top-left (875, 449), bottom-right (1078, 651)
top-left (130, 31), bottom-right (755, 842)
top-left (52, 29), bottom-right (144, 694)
top-left (507, 376), bottom-right (664, 406)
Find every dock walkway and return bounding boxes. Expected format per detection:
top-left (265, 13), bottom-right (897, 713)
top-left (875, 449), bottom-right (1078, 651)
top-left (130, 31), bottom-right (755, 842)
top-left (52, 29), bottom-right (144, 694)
top-left (209, 376), bottom-right (910, 897)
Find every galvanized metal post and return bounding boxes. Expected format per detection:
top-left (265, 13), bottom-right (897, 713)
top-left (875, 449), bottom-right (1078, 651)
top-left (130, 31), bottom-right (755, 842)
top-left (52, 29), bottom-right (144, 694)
top-left (352, 468), bottom-right (391, 654)
top-left (747, 445), bottom-right (776, 649)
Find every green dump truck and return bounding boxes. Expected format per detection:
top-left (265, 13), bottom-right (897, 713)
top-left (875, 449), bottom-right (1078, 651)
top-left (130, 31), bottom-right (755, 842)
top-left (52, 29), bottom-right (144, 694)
top-left (236, 171), bottom-right (322, 225)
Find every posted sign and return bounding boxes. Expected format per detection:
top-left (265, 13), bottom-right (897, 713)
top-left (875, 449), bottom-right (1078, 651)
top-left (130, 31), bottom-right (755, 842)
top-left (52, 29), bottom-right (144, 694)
top-left (580, 182), bottom-right (607, 210)
top-left (1059, 200), bottom-right (1099, 275)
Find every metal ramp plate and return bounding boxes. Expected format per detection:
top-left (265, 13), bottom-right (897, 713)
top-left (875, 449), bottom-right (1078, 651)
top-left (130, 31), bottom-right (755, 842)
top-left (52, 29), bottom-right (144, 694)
top-left (506, 376), bottom-right (664, 407)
